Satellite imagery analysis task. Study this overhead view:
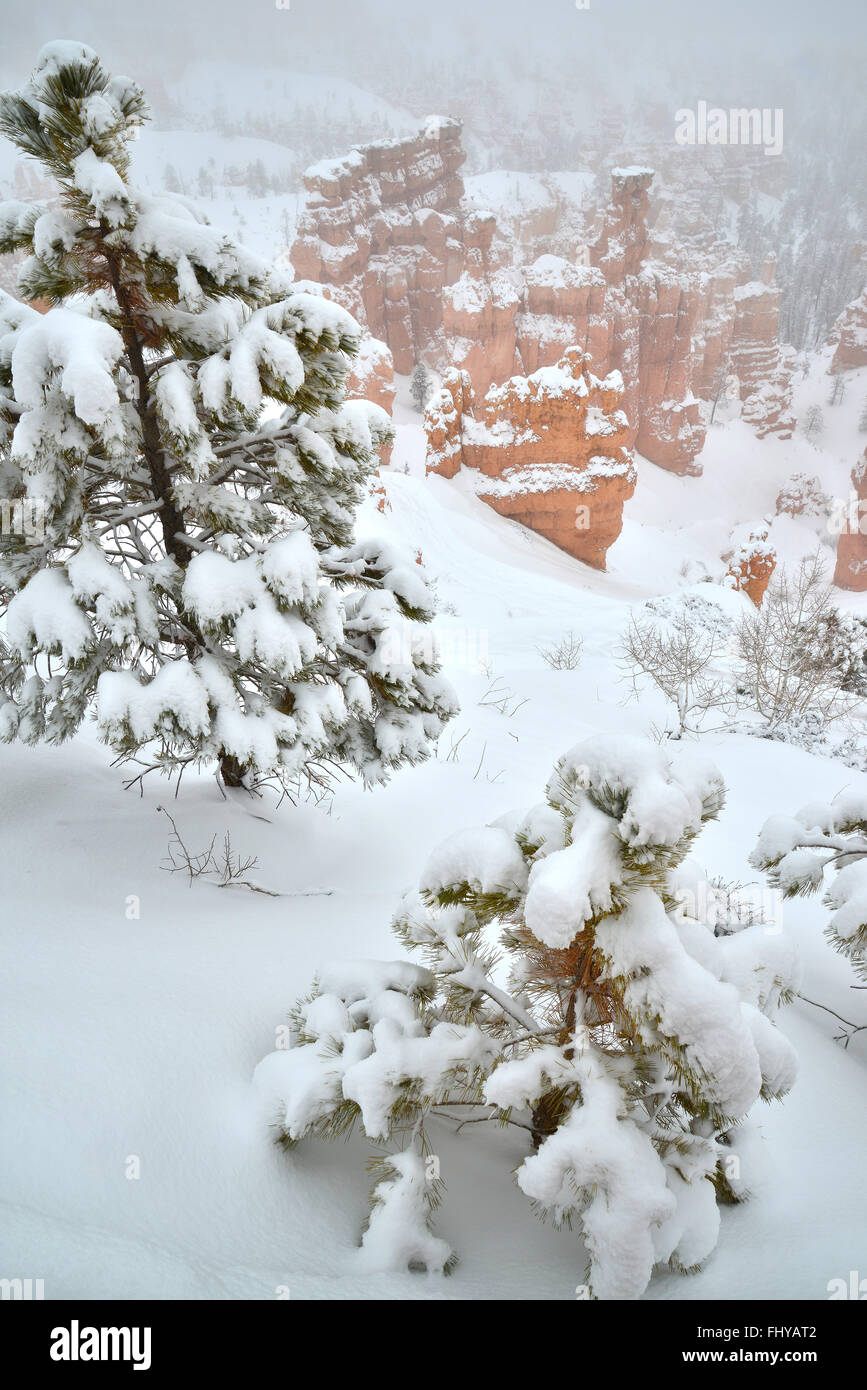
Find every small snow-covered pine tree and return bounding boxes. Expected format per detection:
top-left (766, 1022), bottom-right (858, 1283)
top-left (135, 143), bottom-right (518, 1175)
top-left (409, 362), bottom-right (432, 414)
top-left (255, 735), bottom-right (798, 1298)
top-left (0, 43), bottom-right (456, 790)
top-left (802, 404), bottom-right (825, 441)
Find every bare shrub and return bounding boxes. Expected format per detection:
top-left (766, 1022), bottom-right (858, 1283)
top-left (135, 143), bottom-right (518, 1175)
top-left (157, 806), bottom-right (279, 895)
top-left (477, 676), bottom-right (529, 718)
top-left (619, 602), bottom-right (733, 737)
top-left (538, 631), bottom-right (583, 670)
top-left (734, 554), bottom-right (863, 727)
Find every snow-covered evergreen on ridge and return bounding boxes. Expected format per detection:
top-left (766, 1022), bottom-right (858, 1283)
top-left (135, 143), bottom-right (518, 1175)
top-left (0, 42), bottom-right (456, 793)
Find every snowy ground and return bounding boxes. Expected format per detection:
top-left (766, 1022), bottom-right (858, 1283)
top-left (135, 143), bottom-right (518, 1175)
top-left (2, 377), bottom-right (867, 1300)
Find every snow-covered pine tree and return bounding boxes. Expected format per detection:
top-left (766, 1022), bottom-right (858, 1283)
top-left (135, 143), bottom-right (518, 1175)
top-left (409, 362), bottom-right (432, 414)
top-left (814, 608), bottom-right (867, 696)
top-left (752, 796), bottom-right (867, 992)
top-left (802, 404), bottom-right (825, 441)
top-left (255, 735), bottom-right (798, 1298)
top-left (0, 43), bottom-right (456, 791)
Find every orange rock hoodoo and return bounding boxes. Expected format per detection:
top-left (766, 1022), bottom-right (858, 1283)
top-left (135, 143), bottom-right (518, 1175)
top-left (690, 255), bottom-right (793, 438)
top-left (833, 451), bottom-right (867, 593)
top-left (729, 259), bottom-right (794, 439)
top-left (587, 168), bottom-right (706, 474)
top-left (830, 289), bottom-right (867, 374)
top-left (724, 524), bottom-right (777, 606)
top-left (344, 333), bottom-right (395, 468)
top-left (425, 348), bottom-right (636, 570)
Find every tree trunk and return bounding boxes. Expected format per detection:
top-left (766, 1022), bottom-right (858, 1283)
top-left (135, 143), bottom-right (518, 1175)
top-left (101, 233), bottom-right (190, 572)
top-left (530, 985), bottom-right (581, 1147)
top-left (219, 754), bottom-right (249, 788)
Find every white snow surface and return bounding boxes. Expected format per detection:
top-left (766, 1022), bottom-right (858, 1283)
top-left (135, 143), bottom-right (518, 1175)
top-left (1, 337), bottom-right (867, 1300)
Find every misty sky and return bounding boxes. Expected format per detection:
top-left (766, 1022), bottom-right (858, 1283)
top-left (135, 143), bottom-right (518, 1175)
top-left (1, 0), bottom-right (865, 101)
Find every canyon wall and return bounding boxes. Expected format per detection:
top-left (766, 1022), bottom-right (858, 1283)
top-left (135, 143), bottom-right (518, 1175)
top-left (290, 133), bottom-right (706, 472)
top-left (292, 120), bottom-right (799, 563)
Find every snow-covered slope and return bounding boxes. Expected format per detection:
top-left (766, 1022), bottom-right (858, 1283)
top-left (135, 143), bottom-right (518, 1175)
top-left (161, 64), bottom-right (417, 141)
top-left (130, 130), bottom-right (299, 194)
top-left (2, 399), bottom-right (866, 1300)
